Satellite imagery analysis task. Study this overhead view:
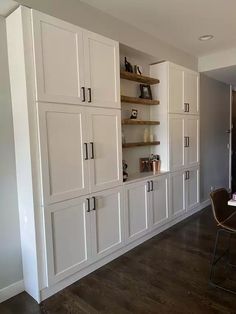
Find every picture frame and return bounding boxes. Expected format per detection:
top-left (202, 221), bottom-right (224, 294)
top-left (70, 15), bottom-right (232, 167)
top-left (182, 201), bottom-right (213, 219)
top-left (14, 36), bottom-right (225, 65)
top-left (139, 84), bottom-right (152, 100)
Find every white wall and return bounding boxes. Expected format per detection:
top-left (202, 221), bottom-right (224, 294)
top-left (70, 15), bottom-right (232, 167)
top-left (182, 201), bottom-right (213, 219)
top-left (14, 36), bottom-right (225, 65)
top-left (200, 74), bottom-right (230, 201)
top-left (0, 16), bottom-right (22, 290)
top-left (15, 0), bottom-right (197, 70)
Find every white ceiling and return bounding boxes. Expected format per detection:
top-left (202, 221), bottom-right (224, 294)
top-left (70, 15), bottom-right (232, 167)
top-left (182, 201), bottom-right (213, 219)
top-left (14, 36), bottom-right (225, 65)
top-left (204, 66), bottom-right (236, 88)
top-left (0, 0), bottom-right (18, 16)
top-left (81, 0), bottom-right (236, 57)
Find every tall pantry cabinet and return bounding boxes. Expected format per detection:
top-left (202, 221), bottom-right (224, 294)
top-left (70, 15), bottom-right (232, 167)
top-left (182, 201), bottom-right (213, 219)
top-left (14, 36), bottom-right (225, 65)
top-left (7, 6), bottom-right (122, 302)
top-left (150, 62), bottom-right (200, 219)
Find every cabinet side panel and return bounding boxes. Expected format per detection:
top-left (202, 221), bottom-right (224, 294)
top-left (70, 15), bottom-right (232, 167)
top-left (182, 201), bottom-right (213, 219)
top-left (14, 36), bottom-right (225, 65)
top-left (6, 7), bottom-right (40, 302)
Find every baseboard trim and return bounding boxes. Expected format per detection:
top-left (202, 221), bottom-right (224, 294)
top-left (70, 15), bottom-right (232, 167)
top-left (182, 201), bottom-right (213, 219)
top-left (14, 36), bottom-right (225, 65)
top-left (0, 280), bottom-right (24, 303)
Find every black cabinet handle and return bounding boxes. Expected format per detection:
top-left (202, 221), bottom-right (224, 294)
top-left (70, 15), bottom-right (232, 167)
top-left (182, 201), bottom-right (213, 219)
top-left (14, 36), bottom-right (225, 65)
top-left (147, 181), bottom-right (150, 192)
top-left (90, 142), bottom-right (94, 159)
top-left (187, 137), bottom-right (190, 147)
top-left (86, 198), bottom-right (90, 212)
top-left (185, 171), bottom-right (188, 181)
top-left (88, 88), bottom-right (92, 103)
top-left (150, 180), bottom-right (154, 191)
top-left (92, 196), bottom-right (96, 210)
top-left (84, 143), bottom-right (88, 160)
top-left (81, 87), bottom-right (85, 102)
top-left (184, 103), bottom-right (189, 112)
top-left (184, 136), bottom-right (188, 147)
top-left (187, 170), bottom-right (190, 180)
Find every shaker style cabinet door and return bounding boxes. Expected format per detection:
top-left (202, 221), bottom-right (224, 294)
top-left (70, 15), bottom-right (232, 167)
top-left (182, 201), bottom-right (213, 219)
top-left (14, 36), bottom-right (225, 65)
top-left (125, 181), bottom-right (150, 243)
top-left (186, 167), bottom-right (199, 211)
top-left (32, 10), bottom-right (85, 105)
top-left (169, 64), bottom-right (184, 114)
top-left (90, 187), bottom-right (124, 260)
top-left (87, 107), bottom-right (122, 193)
top-left (185, 116), bottom-right (199, 168)
top-left (38, 103), bottom-right (90, 205)
top-left (169, 171), bottom-right (186, 219)
top-left (184, 71), bottom-right (199, 115)
top-left (44, 197), bottom-right (92, 285)
top-left (150, 175), bottom-right (169, 229)
top-left (169, 114), bottom-right (185, 171)
top-left (83, 31), bottom-right (120, 108)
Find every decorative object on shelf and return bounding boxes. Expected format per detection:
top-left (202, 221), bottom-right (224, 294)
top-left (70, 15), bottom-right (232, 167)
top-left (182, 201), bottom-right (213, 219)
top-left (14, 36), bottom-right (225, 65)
top-left (123, 160), bottom-right (128, 182)
top-left (134, 65), bottom-right (143, 75)
top-left (140, 84), bottom-right (152, 100)
top-left (144, 128), bottom-right (149, 142)
top-left (139, 157), bottom-right (152, 172)
top-left (130, 109), bottom-right (138, 119)
top-left (124, 57), bottom-right (133, 73)
top-left (150, 154), bottom-right (161, 174)
top-left (233, 192), bottom-right (236, 201)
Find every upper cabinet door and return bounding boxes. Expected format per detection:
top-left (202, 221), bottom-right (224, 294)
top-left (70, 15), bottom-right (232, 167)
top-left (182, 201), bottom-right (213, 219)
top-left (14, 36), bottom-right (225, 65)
top-left (84, 31), bottom-right (120, 108)
top-left (169, 114), bottom-right (185, 171)
top-left (184, 71), bottom-right (199, 115)
top-left (87, 107), bottom-right (122, 192)
top-left (38, 103), bottom-right (89, 205)
top-left (169, 64), bottom-right (184, 114)
top-left (185, 116), bottom-right (199, 168)
top-left (32, 11), bottom-right (85, 104)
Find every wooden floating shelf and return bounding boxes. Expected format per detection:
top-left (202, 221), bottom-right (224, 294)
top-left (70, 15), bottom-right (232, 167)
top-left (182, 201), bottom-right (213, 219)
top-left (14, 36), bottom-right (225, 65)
top-left (122, 119), bottom-right (160, 125)
top-left (122, 141), bottom-right (160, 148)
top-left (120, 70), bottom-right (160, 85)
top-left (121, 95), bottom-right (160, 106)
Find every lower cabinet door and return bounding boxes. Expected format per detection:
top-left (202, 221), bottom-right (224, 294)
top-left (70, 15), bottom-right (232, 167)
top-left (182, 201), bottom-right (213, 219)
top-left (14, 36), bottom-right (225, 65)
top-left (150, 175), bottom-right (169, 229)
top-left (186, 167), bottom-right (199, 211)
top-left (169, 170), bottom-right (186, 218)
top-left (125, 180), bottom-right (149, 243)
top-left (45, 197), bottom-right (92, 285)
top-left (91, 187), bottom-right (124, 260)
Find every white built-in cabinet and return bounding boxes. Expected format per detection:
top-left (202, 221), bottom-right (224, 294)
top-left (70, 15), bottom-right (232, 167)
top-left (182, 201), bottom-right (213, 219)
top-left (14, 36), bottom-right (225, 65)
top-left (169, 170), bottom-right (186, 218)
top-left (169, 114), bottom-right (199, 171)
top-left (32, 10), bottom-right (120, 108)
top-left (45, 187), bottom-right (124, 285)
top-left (169, 166), bottom-right (199, 219)
top-left (150, 175), bottom-right (169, 229)
top-left (7, 6), bottom-right (201, 303)
top-left (125, 174), bottom-right (169, 243)
top-left (125, 180), bottom-right (150, 242)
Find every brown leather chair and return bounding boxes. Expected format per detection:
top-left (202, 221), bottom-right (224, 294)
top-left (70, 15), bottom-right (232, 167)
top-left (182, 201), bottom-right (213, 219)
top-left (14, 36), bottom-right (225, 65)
top-left (210, 188), bottom-right (236, 294)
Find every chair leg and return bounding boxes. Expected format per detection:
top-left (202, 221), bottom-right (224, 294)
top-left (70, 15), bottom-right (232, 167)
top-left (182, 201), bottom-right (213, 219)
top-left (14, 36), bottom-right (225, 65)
top-left (209, 228), bottom-right (236, 294)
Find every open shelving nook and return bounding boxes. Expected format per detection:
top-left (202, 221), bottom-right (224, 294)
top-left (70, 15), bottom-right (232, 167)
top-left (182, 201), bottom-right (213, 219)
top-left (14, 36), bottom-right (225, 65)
top-left (120, 45), bottom-right (162, 179)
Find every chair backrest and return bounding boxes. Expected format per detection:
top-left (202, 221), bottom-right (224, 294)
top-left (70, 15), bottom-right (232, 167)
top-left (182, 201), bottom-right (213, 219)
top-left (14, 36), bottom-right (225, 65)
top-left (210, 188), bottom-right (232, 224)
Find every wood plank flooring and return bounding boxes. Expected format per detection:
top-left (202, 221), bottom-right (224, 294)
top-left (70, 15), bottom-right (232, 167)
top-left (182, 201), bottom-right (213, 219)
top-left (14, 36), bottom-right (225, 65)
top-left (1, 207), bottom-right (236, 313)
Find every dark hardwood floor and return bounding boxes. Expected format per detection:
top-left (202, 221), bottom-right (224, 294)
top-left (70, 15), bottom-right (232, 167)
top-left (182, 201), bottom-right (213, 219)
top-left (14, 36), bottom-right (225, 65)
top-left (1, 207), bottom-right (236, 314)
